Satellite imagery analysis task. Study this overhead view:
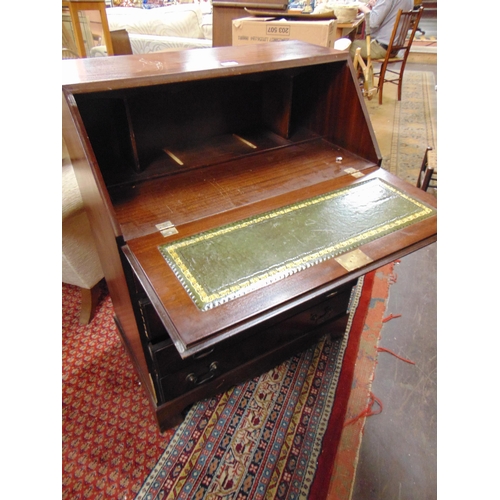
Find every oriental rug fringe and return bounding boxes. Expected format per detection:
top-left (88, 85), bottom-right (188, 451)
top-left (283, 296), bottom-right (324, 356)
top-left (62, 265), bottom-right (393, 500)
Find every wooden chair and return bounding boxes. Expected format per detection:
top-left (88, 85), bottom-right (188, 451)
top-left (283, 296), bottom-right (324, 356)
top-left (373, 7), bottom-right (424, 104)
top-left (416, 146), bottom-right (437, 192)
top-left (352, 12), bottom-right (377, 100)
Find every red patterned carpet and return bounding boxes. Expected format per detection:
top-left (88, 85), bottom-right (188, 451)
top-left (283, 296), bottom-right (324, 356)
top-left (62, 265), bottom-right (393, 499)
top-left (62, 286), bottom-right (175, 498)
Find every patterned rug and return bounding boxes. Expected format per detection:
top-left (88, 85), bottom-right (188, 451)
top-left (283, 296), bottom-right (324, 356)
top-left (62, 265), bottom-right (393, 499)
top-left (62, 286), bottom-right (174, 498)
top-left (366, 70), bottom-right (437, 186)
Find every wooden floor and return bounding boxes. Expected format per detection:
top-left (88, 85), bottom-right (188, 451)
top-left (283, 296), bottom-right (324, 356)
top-left (351, 16), bottom-right (437, 500)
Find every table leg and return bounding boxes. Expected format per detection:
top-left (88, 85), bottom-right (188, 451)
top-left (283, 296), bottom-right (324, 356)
top-left (97, 3), bottom-right (114, 56)
top-left (67, 3), bottom-right (88, 57)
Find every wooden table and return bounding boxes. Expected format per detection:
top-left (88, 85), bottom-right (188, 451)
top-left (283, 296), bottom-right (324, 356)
top-left (62, 0), bottom-right (114, 57)
top-left (336, 14), bottom-right (365, 41)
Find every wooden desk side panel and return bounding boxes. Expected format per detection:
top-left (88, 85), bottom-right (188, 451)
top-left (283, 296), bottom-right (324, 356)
top-left (287, 60), bottom-right (380, 165)
top-left (327, 61), bottom-right (381, 165)
top-left (62, 92), bottom-right (155, 401)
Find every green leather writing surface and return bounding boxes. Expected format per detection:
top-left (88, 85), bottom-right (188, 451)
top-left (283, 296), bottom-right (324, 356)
top-left (159, 178), bottom-right (435, 310)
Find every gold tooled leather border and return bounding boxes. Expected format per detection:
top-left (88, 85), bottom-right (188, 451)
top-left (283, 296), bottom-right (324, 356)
top-left (159, 178), bottom-right (435, 310)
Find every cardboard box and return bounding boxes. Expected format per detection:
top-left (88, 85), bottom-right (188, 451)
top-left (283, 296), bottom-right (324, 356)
top-left (232, 17), bottom-right (337, 48)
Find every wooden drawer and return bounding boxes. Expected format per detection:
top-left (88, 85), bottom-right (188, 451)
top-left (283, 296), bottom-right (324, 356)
top-left (137, 297), bottom-right (172, 344)
top-left (150, 281), bottom-right (355, 402)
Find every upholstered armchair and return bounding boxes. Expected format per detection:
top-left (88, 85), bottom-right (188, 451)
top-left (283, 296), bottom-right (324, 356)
top-left (62, 139), bottom-right (104, 324)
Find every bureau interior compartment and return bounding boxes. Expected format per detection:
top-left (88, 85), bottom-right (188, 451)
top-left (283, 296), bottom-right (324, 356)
top-left (74, 60), bottom-right (379, 191)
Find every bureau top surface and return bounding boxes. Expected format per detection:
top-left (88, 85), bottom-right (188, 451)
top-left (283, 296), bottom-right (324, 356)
top-left (61, 40), bottom-right (348, 93)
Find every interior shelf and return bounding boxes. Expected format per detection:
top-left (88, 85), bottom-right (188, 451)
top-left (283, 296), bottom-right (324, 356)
top-left (104, 128), bottom-right (321, 188)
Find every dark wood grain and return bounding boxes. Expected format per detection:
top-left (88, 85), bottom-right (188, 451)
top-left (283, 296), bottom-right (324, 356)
top-left (62, 40), bottom-right (348, 93)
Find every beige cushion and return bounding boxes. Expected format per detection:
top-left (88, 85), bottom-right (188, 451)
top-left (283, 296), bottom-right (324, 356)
top-left (107, 5), bottom-right (206, 39)
top-left (91, 34), bottom-right (211, 56)
top-left (62, 150), bottom-right (104, 290)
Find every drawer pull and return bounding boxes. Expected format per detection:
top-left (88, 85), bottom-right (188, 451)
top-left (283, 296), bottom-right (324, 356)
top-left (193, 348), bottom-right (215, 360)
top-left (186, 362), bottom-right (219, 386)
top-left (310, 304), bottom-right (343, 324)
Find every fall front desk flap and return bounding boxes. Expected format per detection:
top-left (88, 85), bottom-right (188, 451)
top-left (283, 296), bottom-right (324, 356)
top-left (159, 178), bottom-right (436, 311)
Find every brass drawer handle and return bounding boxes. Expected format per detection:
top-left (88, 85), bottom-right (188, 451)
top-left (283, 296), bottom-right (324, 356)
top-left (186, 362), bottom-right (219, 386)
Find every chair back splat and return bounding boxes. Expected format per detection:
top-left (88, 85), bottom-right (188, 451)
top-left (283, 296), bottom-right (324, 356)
top-left (373, 7), bottom-right (424, 104)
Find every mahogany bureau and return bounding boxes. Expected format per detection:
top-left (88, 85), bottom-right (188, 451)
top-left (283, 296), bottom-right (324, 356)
top-left (62, 41), bottom-right (437, 431)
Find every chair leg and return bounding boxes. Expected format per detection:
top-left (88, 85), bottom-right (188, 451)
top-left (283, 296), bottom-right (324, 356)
top-left (79, 283), bottom-right (101, 325)
top-left (397, 60), bottom-right (409, 101)
top-left (377, 61), bottom-right (388, 105)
